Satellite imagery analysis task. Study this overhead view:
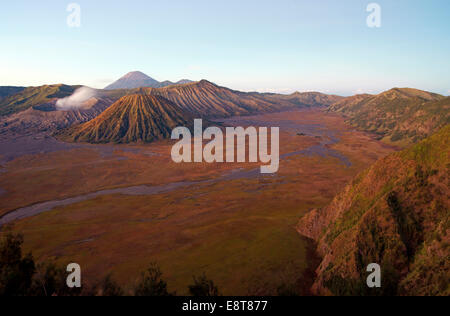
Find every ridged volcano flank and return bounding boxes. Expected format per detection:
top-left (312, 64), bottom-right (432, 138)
top-left (145, 80), bottom-right (260, 117)
top-left (64, 94), bottom-right (191, 143)
top-left (143, 80), bottom-right (330, 117)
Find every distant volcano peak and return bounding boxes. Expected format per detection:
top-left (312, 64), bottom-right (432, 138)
top-left (122, 71), bottom-right (153, 80)
top-left (105, 71), bottom-right (194, 90)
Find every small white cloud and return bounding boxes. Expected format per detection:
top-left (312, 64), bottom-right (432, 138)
top-left (56, 86), bottom-right (97, 110)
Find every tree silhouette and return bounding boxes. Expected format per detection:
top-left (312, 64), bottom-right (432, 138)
top-left (0, 232), bottom-right (35, 296)
top-left (134, 263), bottom-right (172, 296)
top-left (188, 273), bottom-right (220, 297)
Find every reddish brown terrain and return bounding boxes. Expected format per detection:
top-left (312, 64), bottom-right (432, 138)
top-left (0, 108), bottom-right (397, 295)
top-left (61, 94), bottom-right (194, 144)
top-left (0, 79), bottom-right (448, 296)
top-left (297, 126), bottom-right (449, 296)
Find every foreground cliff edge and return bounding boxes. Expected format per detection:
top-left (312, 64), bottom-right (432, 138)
top-left (297, 125), bottom-right (449, 296)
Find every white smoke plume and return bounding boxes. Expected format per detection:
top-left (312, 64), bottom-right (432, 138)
top-left (56, 87), bottom-right (97, 110)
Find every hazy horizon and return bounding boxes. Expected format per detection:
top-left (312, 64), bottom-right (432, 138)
top-left (1, 72), bottom-right (449, 97)
top-left (1, 0), bottom-right (449, 95)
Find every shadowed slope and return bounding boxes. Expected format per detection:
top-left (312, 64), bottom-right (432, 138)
top-left (62, 94), bottom-right (193, 143)
top-left (0, 87), bottom-right (25, 101)
top-left (298, 125), bottom-right (450, 296)
top-left (329, 88), bottom-right (449, 146)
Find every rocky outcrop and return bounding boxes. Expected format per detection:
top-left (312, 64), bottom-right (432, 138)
top-left (298, 125), bottom-right (450, 296)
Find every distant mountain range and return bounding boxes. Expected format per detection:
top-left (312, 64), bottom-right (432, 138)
top-left (1, 74), bottom-right (449, 146)
top-left (143, 80), bottom-right (332, 118)
top-left (329, 88), bottom-right (450, 146)
top-left (61, 80), bottom-right (339, 143)
top-left (262, 91), bottom-right (343, 108)
top-left (104, 71), bottom-right (194, 90)
top-left (0, 77), bottom-right (345, 144)
top-left (297, 125), bottom-right (449, 296)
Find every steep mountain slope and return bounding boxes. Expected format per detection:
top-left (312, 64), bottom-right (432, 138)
top-left (0, 85), bottom-right (77, 116)
top-left (105, 71), bottom-right (193, 90)
top-left (145, 80), bottom-right (267, 117)
top-left (328, 88), bottom-right (449, 146)
top-left (144, 80), bottom-right (330, 118)
top-left (62, 94), bottom-right (193, 143)
top-left (297, 125), bottom-right (450, 296)
top-left (0, 87), bottom-right (25, 101)
top-left (328, 93), bottom-right (373, 111)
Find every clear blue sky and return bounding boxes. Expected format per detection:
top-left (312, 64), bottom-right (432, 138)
top-left (0, 0), bottom-right (449, 95)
